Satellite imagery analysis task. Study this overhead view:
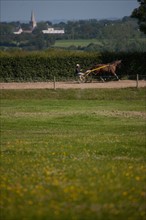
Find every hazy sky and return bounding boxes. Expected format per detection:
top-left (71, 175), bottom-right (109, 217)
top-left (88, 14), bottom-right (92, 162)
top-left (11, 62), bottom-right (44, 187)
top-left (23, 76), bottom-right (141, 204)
top-left (1, 0), bottom-right (139, 22)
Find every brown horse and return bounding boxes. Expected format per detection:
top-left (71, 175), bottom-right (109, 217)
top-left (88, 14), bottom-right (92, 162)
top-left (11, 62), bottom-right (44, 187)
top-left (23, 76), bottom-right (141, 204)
top-left (88, 60), bottom-right (122, 81)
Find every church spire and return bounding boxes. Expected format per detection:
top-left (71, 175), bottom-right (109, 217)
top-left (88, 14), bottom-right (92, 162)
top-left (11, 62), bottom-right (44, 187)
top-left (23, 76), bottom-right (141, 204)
top-left (30, 10), bottom-right (37, 30)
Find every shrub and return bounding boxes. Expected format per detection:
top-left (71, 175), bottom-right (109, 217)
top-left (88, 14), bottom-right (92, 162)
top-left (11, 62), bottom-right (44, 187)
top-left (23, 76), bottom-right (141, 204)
top-left (0, 50), bottom-right (145, 82)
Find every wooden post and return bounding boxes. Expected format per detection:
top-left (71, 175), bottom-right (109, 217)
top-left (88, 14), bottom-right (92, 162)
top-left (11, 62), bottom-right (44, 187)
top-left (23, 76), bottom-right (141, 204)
top-left (136, 74), bottom-right (139, 88)
top-left (53, 76), bottom-right (56, 90)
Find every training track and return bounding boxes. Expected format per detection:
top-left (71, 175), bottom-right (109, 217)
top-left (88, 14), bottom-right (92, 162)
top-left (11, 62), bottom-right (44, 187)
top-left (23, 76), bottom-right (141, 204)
top-left (0, 80), bottom-right (146, 90)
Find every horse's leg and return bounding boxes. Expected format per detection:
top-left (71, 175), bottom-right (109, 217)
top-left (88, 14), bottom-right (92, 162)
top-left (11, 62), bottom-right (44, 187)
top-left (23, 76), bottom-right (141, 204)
top-left (112, 71), bottom-right (119, 80)
top-left (115, 74), bottom-right (120, 81)
top-left (100, 76), bottom-right (105, 82)
top-left (111, 68), bottom-right (119, 81)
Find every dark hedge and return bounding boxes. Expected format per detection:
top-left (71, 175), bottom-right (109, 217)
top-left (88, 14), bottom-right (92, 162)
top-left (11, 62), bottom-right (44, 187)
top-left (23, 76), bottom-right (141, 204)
top-left (0, 50), bottom-right (146, 81)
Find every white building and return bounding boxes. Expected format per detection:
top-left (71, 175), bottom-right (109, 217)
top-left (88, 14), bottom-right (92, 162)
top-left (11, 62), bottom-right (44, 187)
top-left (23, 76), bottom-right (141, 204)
top-left (42, 27), bottom-right (65, 34)
top-left (13, 28), bottom-right (23, 35)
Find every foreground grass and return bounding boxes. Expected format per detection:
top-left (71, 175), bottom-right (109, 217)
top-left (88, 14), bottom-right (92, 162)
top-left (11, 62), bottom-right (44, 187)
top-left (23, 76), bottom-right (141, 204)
top-left (0, 88), bottom-right (146, 220)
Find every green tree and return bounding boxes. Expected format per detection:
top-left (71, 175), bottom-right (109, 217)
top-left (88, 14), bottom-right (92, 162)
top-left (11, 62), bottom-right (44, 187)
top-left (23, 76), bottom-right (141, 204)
top-left (131, 0), bottom-right (146, 34)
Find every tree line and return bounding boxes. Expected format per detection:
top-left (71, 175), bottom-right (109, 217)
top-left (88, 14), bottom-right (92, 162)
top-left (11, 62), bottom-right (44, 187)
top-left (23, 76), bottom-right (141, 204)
top-left (0, 17), bottom-right (146, 51)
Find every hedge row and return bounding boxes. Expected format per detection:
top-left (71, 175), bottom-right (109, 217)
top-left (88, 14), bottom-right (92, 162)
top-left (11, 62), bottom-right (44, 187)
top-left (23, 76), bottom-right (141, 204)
top-left (0, 50), bottom-right (146, 82)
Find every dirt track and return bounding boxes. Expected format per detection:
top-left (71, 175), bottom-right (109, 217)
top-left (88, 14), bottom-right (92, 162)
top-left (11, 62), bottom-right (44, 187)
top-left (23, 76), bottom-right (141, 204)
top-left (0, 80), bottom-right (146, 90)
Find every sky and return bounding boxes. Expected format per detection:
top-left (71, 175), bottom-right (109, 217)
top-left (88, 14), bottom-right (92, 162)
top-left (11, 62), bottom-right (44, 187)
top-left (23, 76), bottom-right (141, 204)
top-left (1, 0), bottom-right (139, 22)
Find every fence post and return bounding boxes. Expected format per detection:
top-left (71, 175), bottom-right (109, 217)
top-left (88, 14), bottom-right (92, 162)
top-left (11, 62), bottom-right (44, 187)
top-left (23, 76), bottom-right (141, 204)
top-left (136, 74), bottom-right (139, 89)
top-left (53, 76), bottom-right (56, 90)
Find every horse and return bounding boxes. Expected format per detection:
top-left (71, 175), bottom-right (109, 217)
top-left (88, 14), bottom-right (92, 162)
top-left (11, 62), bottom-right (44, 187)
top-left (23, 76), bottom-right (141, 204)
top-left (86, 60), bottom-right (122, 81)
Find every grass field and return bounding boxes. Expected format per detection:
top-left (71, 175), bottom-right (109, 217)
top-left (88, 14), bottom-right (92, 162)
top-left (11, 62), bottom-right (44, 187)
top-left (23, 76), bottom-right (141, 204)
top-left (0, 88), bottom-right (146, 220)
top-left (53, 38), bottom-right (146, 49)
top-left (53, 39), bottom-right (103, 48)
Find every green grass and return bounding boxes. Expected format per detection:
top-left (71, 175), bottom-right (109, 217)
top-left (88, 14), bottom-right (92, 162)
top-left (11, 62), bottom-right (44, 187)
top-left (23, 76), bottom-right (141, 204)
top-left (0, 88), bottom-right (146, 220)
top-left (54, 38), bottom-right (146, 48)
top-left (53, 39), bottom-right (103, 48)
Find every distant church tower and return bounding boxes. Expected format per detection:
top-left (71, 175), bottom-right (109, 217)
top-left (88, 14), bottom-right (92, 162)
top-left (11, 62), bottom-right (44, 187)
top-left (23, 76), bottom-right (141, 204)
top-left (30, 11), bottom-right (37, 30)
